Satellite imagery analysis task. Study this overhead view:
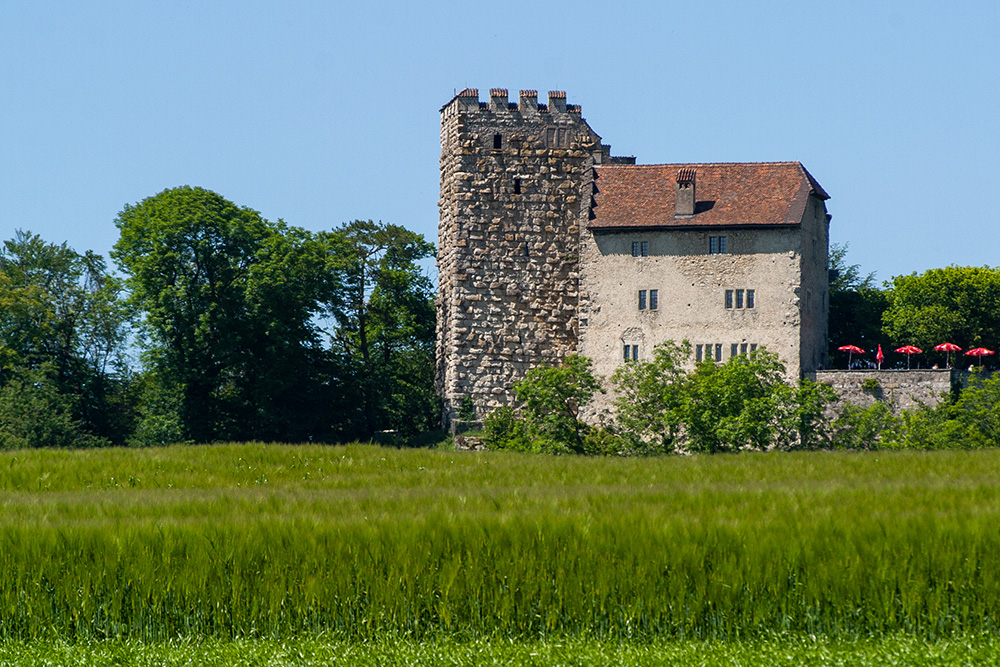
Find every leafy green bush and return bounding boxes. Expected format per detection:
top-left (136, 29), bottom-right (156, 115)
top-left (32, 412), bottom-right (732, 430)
top-left (0, 367), bottom-right (104, 449)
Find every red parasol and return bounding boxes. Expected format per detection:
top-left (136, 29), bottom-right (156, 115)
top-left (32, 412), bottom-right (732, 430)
top-left (964, 347), bottom-right (995, 366)
top-left (933, 342), bottom-right (962, 368)
top-left (838, 344), bottom-right (865, 368)
top-left (876, 344), bottom-right (884, 370)
top-left (895, 345), bottom-right (923, 369)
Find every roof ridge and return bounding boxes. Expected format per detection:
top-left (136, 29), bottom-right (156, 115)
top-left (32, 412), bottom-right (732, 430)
top-left (597, 161), bottom-right (803, 168)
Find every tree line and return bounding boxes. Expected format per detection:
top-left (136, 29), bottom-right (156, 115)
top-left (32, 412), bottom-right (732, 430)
top-left (828, 244), bottom-right (1000, 368)
top-left (2, 199), bottom-right (999, 451)
top-left (0, 186), bottom-right (438, 448)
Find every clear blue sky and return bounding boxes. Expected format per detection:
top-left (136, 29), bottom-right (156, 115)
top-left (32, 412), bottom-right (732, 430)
top-left (2, 0), bottom-right (998, 283)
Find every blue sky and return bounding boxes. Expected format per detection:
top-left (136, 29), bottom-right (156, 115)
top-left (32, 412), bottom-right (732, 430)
top-left (2, 0), bottom-right (998, 283)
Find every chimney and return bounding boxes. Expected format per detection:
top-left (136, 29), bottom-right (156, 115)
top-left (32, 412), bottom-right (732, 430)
top-left (675, 168), bottom-right (696, 217)
top-left (489, 88), bottom-right (509, 111)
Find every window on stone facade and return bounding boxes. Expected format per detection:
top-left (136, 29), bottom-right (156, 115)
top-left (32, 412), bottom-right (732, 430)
top-left (747, 289), bottom-right (755, 309)
top-left (709, 235), bottom-right (727, 254)
top-left (725, 288), bottom-right (755, 309)
top-left (741, 343), bottom-right (749, 355)
top-left (725, 290), bottom-right (733, 309)
top-left (631, 241), bottom-right (649, 257)
top-left (731, 343), bottom-right (739, 358)
top-left (638, 290), bottom-right (647, 310)
top-left (715, 344), bottom-right (723, 361)
top-left (493, 133), bottom-right (502, 149)
top-left (696, 344), bottom-right (703, 362)
top-left (649, 289), bottom-right (658, 310)
top-left (750, 343), bottom-right (758, 352)
top-left (735, 289), bottom-right (744, 309)
top-left (622, 344), bottom-right (638, 362)
top-left (514, 178), bottom-right (521, 194)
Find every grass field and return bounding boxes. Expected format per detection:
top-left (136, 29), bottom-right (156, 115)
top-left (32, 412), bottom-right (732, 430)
top-left (1, 443), bottom-right (999, 658)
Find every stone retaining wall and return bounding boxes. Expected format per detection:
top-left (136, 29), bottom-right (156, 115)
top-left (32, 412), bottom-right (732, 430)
top-left (808, 369), bottom-right (965, 412)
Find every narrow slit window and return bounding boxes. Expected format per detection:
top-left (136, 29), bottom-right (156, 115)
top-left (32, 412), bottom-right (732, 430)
top-left (513, 178), bottom-right (521, 194)
top-left (649, 289), bottom-right (658, 310)
top-left (493, 133), bottom-right (502, 149)
top-left (747, 289), bottom-right (755, 309)
top-left (725, 290), bottom-right (734, 309)
top-left (735, 290), bottom-right (744, 309)
top-left (638, 290), bottom-right (647, 310)
top-left (696, 344), bottom-right (703, 362)
top-left (632, 345), bottom-right (639, 361)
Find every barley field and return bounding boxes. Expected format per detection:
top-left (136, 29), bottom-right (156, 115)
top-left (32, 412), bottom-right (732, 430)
top-left (1, 443), bottom-right (999, 655)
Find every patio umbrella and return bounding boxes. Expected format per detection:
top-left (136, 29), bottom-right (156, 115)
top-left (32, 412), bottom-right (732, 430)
top-left (933, 342), bottom-right (962, 368)
top-left (876, 344), bottom-right (884, 370)
top-left (964, 347), bottom-right (995, 367)
top-left (838, 344), bottom-right (865, 368)
top-left (895, 345), bottom-right (923, 369)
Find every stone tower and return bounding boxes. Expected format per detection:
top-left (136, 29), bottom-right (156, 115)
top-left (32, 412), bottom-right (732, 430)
top-left (436, 88), bottom-right (609, 426)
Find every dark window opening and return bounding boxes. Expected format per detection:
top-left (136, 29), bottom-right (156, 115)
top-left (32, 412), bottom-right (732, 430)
top-left (649, 289), bottom-right (658, 310)
top-left (493, 133), bottom-right (502, 149)
top-left (638, 290), bottom-right (647, 310)
top-left (513, 178), bottom-right (521, 194)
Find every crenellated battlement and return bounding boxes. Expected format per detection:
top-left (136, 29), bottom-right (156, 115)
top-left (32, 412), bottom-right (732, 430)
top-left (441, 87), bottom-right (583, 117)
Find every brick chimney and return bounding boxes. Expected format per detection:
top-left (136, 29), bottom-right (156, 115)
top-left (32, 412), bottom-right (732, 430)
top-left (675, 168), bottom-right (696, 217)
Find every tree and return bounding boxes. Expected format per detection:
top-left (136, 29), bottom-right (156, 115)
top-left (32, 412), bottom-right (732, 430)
top-left (324, 220), bottom-right (438, 439)
top-left (512, 355), bottom-right (603, 453)
top-left (881, 266), bottom-right (1000, 366)
top-left (611, 340), bottom-right (690, 454)
top-left (827, 243), bottom-right (888, 364)
top-left (113, 186), bottom-right (336, 443)
top-left (0, 231), bottom-right (132, 445)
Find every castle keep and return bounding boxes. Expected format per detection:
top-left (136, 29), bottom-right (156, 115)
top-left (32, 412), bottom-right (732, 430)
top-left (436, 89), bottom-right (831, 425)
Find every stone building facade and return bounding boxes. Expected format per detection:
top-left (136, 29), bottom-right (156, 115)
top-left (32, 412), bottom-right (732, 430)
top-left (436, 88), bottom-right (831, 425)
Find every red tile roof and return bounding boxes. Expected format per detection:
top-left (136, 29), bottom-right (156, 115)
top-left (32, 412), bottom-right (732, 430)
top-left (589, 162), bottom-right (828, 230)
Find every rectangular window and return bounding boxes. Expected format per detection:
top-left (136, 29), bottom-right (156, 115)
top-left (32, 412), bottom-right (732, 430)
top-left (731, 343), bottom-right (739, 358)
top-left (623, 344), bottom-right (638, 361)
top-left (493, 133), bottom-right (503, 149)
top-left (696, 344), bottom-right (703, 362)
top-left (725, 290), bottom-right (733, 309)
top-left (632, 345), bottom-right (638, 361)
top-left (750, 343), bottom-right (758, 352)
top-left (638, 290), bottom-right (647, 310)
top-left (709, 235), bottom-right (728, 254)
top-left (736, 289), bottom-right (744, 309)
top-left (640, 241), bottom-right (649, 256)
top-left (649, 289), bottom-right (658, 310)
top-left (632, 241), bottom-right (640, 257)
top-left (513, 178), bottom-right (521, 194)
top-left (623, 344), bottom-right (630, 362)
top-left (741, 343), bottom-right (748, 355)
top-left (747, 289), bottom-right (755, 309)
top-left (715, 344), bottom-right (723, 361)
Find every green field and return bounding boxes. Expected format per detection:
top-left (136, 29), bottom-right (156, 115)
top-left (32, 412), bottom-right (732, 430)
top-left (2, 443), bottom-right (999, 661)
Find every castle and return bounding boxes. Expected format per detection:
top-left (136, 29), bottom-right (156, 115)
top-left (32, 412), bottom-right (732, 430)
top-left (436, 89), bottom-right (831, 425)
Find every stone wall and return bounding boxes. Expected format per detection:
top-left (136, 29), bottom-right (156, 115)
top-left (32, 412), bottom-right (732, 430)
top-left (808, 369), bottom-right (960, 412)
top-left (436, 89), bottom-right (609, 426)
